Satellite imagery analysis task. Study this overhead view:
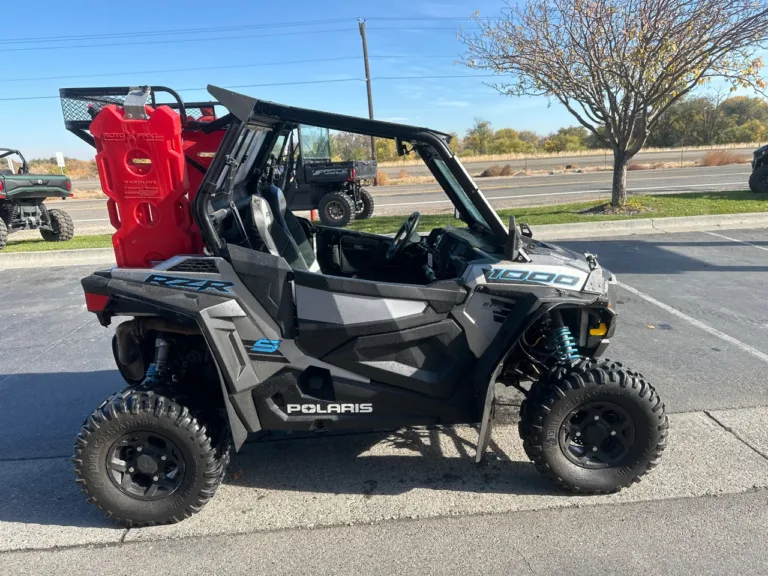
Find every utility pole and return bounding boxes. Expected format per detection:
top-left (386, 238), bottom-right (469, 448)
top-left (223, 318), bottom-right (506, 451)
top-left (358, 18), bottom-right (378, 184)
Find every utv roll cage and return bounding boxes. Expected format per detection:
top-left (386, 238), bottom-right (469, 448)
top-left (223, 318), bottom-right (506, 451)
top-left (196, 85), bottom-right (509, 258)
top-left (0, 148), bottom-right (27, 173)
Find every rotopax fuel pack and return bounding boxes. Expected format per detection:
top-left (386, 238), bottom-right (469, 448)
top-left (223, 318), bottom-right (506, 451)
top-left (89, 102), bottom-right (205, 268)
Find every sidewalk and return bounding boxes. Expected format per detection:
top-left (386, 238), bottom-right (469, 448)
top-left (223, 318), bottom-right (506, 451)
top-left (7, 490), bottom-right (766, 575)
top-left (2, 406), bottom-right (768, 556)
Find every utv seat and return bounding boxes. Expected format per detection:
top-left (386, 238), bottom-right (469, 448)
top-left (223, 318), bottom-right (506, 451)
top-left (250, 186), bottom-right (321, 273)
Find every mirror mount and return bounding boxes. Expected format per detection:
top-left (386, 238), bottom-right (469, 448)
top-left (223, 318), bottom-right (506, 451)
top-left (504, 216), bottom-right (531, 262)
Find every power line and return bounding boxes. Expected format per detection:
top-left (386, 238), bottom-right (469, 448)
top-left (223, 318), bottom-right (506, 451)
top-left (365, 16), bottom-right (495, 20)
top-left (0, 16), bottom-right (492, 46)
top-left (0, 75), bottom-right (504, 102)
top-left (0, 18), bottom-right (359, 45)
top-left (0, 27), bottom-right (356, 53)
top-left (0, 55), bottom-right (458, 84)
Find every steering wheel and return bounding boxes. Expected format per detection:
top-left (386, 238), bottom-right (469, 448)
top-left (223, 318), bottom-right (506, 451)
top-left (386, 211), bottom-right (421, 260)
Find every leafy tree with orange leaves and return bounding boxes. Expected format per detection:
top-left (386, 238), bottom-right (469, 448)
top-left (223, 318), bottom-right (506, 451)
top-left (462, 0), bottom-right (768, 206)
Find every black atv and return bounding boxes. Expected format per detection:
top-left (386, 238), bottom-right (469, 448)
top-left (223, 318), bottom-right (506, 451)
top-left (0, 148), bottom-right (75, 250)
top-left (749, 145), bottom-right (768, 193)
top-left (278, 125), bottom-right (376, 227)
top-left (65, 85), bottom-right (668, 527)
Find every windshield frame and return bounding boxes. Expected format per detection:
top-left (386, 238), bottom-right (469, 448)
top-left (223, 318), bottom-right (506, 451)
top-left (417, 145), bottom-right (495, 237)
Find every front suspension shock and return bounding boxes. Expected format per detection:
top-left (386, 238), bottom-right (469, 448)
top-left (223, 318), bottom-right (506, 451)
top-left (550, 310), bottom-right (580, 363)
top-left (552, 326), bottom-right (580, 362)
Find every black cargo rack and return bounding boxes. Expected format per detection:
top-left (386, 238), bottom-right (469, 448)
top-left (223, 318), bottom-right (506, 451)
top-left (59, 86), bottom-right (232, 147)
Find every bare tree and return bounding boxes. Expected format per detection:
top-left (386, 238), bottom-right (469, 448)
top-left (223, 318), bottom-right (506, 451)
top-left (461, 0), bottom-right (768, 206)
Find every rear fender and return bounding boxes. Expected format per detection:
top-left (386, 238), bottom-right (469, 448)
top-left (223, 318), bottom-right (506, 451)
top-left (81, 271), bottom-right (261, 451)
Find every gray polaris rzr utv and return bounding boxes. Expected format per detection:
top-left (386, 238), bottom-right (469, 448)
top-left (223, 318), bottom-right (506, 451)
top-left (74, 85), bottom-right (668, 526)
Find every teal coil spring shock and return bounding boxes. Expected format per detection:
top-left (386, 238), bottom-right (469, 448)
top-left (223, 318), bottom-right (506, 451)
top-left (552, 326), bottom-right (580, 362)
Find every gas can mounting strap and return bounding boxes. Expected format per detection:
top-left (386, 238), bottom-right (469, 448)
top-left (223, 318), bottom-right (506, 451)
top-left (124, 87), bottom-right (150, 120)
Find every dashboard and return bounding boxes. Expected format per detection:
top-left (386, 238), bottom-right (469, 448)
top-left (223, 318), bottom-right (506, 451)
top-left (425, 226), bottom-right (502, 279)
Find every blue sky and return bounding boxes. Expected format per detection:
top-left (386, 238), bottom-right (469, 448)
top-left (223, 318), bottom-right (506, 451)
top-left (0, 0), bottom-right (566, 159)
top-left (2, 0), bottom-right (759, 160)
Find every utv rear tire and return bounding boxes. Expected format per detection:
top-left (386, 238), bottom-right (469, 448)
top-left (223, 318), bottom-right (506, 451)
top-left (356, 188), bottom-right (375, 220)
top-left (0, 219), bottom-right (7, 251)
top-left (73, 389), bottom-right (224, 526)
top-left (748, 165), bottom-right (768, 193)
top-left (519, 359), bottom-right (668, 494)
top-left (40, 207), bottom-right (74, 241)
top-left (318, 192), bottom-right (355, 227)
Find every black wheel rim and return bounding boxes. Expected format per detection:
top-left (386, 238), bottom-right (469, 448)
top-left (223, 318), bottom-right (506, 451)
top-left (325, 200), bottom-right (346, 221)
top-left (559, 402), bottom-right (635, 469)
top-left (107, 431), bottom-right (186, 500)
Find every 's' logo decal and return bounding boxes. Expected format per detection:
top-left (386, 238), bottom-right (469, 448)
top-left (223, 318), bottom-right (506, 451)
top-left (250, 339), bottom-right (281, 354)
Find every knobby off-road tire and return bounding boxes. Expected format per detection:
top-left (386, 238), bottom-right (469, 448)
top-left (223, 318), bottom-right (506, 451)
top-left (73, 389), bottom-right (225, 526)
top-left (356, 188), bottom-right (375, 220)
top-left (318, 192), bottom-right (355, 227)
top-left (40, 207), bottom-right (74, 242)
top-left (123, 380), bottom-right (233, 484)
top-left (519, 358), bottom-right (668, 494)
top-left (0, 218), bottom-right (7, 250)
top-left (749, 165), bottom-right (768, 193)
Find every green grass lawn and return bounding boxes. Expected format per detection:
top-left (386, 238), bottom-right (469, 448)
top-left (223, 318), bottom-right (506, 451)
top-left (3, 191), bottom-right (765, 252)
top-left (349, 190), bottom-right (768, 234)
top-left (3, 234), bottom-right (113, 253)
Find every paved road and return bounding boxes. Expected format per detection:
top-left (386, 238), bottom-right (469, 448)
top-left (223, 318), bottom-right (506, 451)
top-left (60, 164), bottom-right (750, 234)
top-left (378, 146), bottom-right (754, 177)
top-left (1, 227), bottom-right (767, 573)
top-left (70, 147), bottom-right (754, 186)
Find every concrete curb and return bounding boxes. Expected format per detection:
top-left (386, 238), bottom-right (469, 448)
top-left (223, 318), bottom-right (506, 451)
top-left (1, 212), bottom-right (767, 269)
top-left (0, 248), bottom-right (115, 269)
top-left (533, 211), bottom-right (768, 240)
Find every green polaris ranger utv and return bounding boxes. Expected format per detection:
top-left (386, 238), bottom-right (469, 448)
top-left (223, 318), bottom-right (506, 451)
top-left (0, 148), bottom-right (75, 250)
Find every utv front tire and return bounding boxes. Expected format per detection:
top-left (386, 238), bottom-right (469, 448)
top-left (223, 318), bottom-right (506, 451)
top-left (73, 389), bottom-right (224, 526)
top-left (40, 207), bottom-right (74, 241)
top-left (519, 359), bottom-right (668, 494)
top-left (0, 218), bottom-right (7, 251)
top-left (318, 192), bottom-right (355, 227)
top-left (749, 165), bottom-right (768, 193)
top-left (356, 188), bottom-right (375, 220)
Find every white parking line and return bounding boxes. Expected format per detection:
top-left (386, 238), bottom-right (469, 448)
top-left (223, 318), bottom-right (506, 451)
top-left (383, 181), bottom-right (746, 208)
top-left (618, 281), bottom-right (768, 364)
top-left (704, 231), bottom-right (768, 252)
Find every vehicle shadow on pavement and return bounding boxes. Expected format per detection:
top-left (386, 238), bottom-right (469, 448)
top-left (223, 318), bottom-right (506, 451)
top-left (559, 238), bottom-right (768, 275)
top-left (227, 406), bottom-right (561, 499)
top-left (0, 378), bottom-right (545, 530)
top-left (0, 370), bottom-right (125, 531)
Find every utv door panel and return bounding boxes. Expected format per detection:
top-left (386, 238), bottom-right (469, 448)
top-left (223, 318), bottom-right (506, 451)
top-left (323, 319), bottom-right (472, 397)
top-left (293, 270), bottom-right (471, 392)
top-left (339, 235), bottom-right (382, 273)
top-left (292, 270), bottom-right (466, 310)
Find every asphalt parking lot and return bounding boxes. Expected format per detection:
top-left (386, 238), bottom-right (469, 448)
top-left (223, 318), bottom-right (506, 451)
top-left (1, 227), bottom-right (768, 574)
